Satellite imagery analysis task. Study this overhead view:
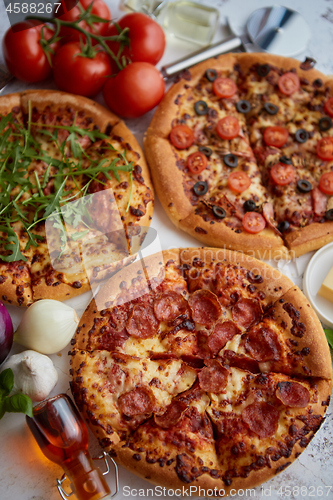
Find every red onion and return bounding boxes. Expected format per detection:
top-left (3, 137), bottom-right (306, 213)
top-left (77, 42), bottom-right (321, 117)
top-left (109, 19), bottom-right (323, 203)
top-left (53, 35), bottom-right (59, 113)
top-left (0, 301), bottom-right (13, 366)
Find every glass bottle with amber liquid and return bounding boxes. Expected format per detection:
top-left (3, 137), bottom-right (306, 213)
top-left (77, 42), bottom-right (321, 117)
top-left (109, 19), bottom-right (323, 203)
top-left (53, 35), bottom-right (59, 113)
top-left (26, 394), bottom-right (113, 500)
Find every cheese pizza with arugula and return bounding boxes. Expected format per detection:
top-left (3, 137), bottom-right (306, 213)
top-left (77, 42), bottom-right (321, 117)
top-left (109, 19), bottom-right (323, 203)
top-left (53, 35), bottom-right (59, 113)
top-left (0, 90), bottom-right (154, 306)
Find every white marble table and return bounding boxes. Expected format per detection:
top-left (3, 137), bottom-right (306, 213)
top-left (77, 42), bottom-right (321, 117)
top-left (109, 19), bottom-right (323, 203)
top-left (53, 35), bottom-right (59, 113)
top-left (0, 1), bottom-right (332, 499)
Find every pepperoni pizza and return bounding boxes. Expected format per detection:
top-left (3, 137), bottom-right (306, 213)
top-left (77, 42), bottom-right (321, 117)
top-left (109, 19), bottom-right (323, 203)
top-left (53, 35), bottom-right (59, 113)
top-left (70, 247), bottom-right (332, 495)
top-left (145, 53), bottom-right (333, 259)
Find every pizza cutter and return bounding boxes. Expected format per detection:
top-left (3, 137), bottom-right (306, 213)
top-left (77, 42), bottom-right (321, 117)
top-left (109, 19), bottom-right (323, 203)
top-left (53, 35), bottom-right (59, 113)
top-left (161, 5), bottom-right (311, 79)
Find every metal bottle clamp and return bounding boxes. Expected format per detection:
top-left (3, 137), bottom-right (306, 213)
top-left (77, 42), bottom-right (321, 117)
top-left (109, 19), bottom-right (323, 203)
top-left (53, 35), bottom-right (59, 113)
top-left (56, 452), bottom-right (119, 500)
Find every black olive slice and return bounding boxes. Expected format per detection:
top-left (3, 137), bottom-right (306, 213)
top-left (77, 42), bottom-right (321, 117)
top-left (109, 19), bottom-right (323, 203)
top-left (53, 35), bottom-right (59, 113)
top-left (295, 129), bottom-right (309, 143)
top-left (297, 179), bottom-right (312, 193)
top-left (193, 181), bottom-right (208, 196)
top-left (243, 200), bottom-right (257, 212)
top-left (279, 156), bottom-right (293, 165)
top-left (212, 206), bottom-right (226, 219)
top-left (326, 209), bottom-right (333, 221)
top-left (236, 100), bottom-right (251, 114)
top-left (264, 102), bottom-right (279, 115)
top-left (319, 116), bottom-right (332, 131)
top-left (205, 69), bottom-right (217, 82)
top-left (194, 100), bottom-right (208, 115)
top-left (257, 64), bottom-right (270, 77)
top-left (277, 221), bottom-right (290, 232)
top-left (198, 146), bottom-right (213, 157)
top-left (223, 154), bottom-right (238, 168)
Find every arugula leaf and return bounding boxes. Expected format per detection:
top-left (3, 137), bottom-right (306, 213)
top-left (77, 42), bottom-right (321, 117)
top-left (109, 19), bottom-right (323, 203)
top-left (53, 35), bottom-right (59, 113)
top-left (324, 329), bottom-right (333, 350)
top-left (0, 224), bottom-right (27, 262)
top-left (0, 368), bottom-right (14, 396)
top-left (0, 368), bottom-right (33, 420)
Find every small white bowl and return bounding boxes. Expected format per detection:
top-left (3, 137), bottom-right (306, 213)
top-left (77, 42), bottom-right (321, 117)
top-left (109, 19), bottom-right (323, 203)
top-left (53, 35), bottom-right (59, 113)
top-left (303, 241), bottom-right (333, 328)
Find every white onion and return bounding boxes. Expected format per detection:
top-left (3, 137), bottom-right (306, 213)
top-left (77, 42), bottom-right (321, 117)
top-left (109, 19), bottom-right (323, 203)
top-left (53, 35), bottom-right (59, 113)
top-left (14, 300), bottom-right (79, 354)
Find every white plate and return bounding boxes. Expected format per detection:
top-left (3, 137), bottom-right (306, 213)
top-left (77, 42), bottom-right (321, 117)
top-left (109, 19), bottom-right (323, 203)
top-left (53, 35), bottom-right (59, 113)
top-left (303, 241), bottom-right (333, 328)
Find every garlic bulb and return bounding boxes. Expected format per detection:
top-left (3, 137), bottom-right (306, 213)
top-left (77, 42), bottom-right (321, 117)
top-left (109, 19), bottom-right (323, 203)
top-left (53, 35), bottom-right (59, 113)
top-left (1, 350), bottom-right (58, 401)
top-left (14, 300), bottom-right (79, 354)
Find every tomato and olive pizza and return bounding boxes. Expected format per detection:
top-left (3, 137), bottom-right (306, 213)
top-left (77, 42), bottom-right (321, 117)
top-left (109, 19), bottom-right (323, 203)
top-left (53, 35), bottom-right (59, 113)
top-left (145, 53), bottom-right (333, 258)
top-left (0, 90), bottom-right (154, 306)
top-left (70, 247), bottom-right (332, 495)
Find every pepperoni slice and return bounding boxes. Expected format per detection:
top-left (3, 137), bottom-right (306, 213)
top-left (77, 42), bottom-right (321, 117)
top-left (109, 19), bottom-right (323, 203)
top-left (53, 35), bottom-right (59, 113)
top-left (188, 289), bottom-right (221, 327)
top-left (207, 321), bottom-right (241, 355)
top-left (244, 326), bottom-right (282, 362)
top-left (221, 350), bottom-right (260, 373)
top-left (198, 359), bottom-right (229, 393)
top-left (154, 400), bottom-right (187, 429)
top-left (126, 304), bottom-right (159, 339)
top-left (153, 291), bottom-right (187, 322)
top-left (232, 298), bottom-right (262, 329)
top-left (118, 386), bottom-right (155, 417)
top-left (276, 381), bottom-right (310, 408)
top-left (242, 402), bottom-right (279, 438)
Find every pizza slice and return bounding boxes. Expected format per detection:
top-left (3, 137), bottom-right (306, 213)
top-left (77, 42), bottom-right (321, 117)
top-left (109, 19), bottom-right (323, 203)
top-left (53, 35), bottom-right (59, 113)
top-left (206, 366), bottom-right (331, 490)
top-left (70, 349), bottom-right (197, 446)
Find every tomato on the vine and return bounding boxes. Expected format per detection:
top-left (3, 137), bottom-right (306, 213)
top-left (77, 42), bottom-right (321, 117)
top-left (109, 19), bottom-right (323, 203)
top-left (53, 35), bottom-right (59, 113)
top-left (53, 42), bottom-right (111, 97)
top-left (103, 62), bottom-right (165, 118)
top-left (56, 0), bottom-right (111, 44)
top-left (106, 13), bottom-right (166, 66)
top-left (2, 21), bottom-right (59, 82)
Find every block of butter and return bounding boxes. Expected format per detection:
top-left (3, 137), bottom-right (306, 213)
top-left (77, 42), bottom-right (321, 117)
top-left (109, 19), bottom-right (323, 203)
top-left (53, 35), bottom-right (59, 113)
top-left (318, 267), bottom-right (333, 302)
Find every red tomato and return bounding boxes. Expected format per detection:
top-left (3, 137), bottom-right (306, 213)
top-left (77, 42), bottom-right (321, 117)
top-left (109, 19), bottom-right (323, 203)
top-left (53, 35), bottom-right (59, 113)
top-left (324, 97), bottom-right (333, 118)
top-left (319, 172), bottom-right (333, 194)
top-left (103, 62), bottom-right (165, 118)
top-left (228, 171), bottom-right (251, 193)
top-left (213, 78), bottom-right (237, 98)
top-left (242, 212), bottom-right (266, 234)
top-left (278, 72), bottom-right (300, 95)
top-left (216, 116), bottom-right (240, 140)
top-left (270, 163), bottom-right (295, 186)
top-left (2, 21), bottom-right (58, 82)
top-left (263, 126), bottom-right (289, 148)
top-left (187, 152), bottom-right (207, 174)
top-left (169, 125), bottom-right (194, 150)
top-left (53, 42), bottom-right (111, 97)
top-left (56, 0), bottom-right (111, 44)
top-left (106, 13), bottom-right (165, 66)
top-left (316, 137), bottom-right (333, 161)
